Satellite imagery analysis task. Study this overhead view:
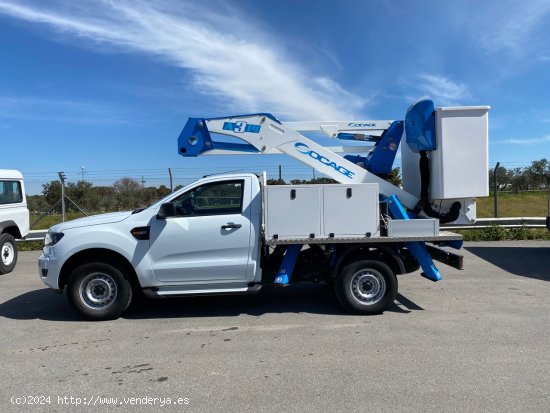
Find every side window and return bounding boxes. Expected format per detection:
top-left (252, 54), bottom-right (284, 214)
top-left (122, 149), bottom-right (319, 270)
top-left (0, 181), bottom-right (23, 205)
top-left (172, 180), bottom-right (244, 217)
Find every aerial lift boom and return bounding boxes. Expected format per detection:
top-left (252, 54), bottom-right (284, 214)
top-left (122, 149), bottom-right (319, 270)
top-left (179, 113), bottom-right (420, 207)
top-left (177, 100), bottom-right (490, 282)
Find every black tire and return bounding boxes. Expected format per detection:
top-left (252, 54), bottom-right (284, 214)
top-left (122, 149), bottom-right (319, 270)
top-left (0, 233), bottom-right (18, 275)
top-left (334, 260), bottom-right (397, 315)
top-left (66, 262), bottom-right (133, 320)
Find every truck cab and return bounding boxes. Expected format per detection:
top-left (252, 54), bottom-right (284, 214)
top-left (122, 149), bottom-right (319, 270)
top-left (0, 169), bottom-right (30, 274)
top-left (39, 173), bottom-right (264, 318)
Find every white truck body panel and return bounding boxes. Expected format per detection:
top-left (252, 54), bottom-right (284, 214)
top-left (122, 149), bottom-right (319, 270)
top-left (264, 183), bottom-right (379, 240)
top-left (322, 184), bottom-right (379, 237)
top-left (265, 186), bottom-right (322, 239)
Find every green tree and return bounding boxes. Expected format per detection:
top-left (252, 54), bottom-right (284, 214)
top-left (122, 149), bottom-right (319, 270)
top-left (387, 167), bottom-right (402, 187)
top-left (42, 180), bottom-right (62, 212)
top-left (113, 177), bottom-right (142, 210)
top-left (527, 159), bottom-right (550, 189)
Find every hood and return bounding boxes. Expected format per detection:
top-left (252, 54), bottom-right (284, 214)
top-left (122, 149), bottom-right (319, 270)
top-left (50, 211), bottom-right (133, 232)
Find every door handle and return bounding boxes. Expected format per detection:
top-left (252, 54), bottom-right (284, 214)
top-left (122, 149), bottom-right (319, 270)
top-left (221, 223), bottom-right (242, 229)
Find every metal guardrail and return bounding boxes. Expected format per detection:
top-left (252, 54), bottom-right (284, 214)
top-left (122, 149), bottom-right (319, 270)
top-left (18, 230), bottom-right (47, 242)
top-left (16, 217), bottom-right (548, 243)
top-left (443, 217), bottom-right (547, 230)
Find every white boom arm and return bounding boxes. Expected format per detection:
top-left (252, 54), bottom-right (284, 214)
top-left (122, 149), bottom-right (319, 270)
top-left (284, 120), bottom-right (393, 139)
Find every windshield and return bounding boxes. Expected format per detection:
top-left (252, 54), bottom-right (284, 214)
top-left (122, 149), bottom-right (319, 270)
top-left (132, 181), bottom-right (195, 213)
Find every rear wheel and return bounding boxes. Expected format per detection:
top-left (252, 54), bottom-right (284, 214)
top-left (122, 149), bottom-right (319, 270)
top-left (335, 260), bottom-right (397, 314)
top-left (0, 233), bottom-right (17, 275)
top-left (66, 262), bottom-right (133, 320)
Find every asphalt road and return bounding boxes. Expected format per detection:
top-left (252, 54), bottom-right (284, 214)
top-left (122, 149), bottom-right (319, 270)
top-left (1, 242), bottom-right (549, 412)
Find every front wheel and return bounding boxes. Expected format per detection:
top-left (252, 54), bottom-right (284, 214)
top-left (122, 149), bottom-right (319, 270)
top-left (66, 262), bottom-right (133, 320)
top-left (335, 260), bottom-right (397, 315)
top-left (0, 233), bottom-right (17, 275)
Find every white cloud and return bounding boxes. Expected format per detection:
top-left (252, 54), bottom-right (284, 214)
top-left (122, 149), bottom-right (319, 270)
top-left (458, 0), bottom-right (550, 58)
top-left (413, 74), bottom-right (470, 106)
top-left (501, 136), bottom-right (550, 145)
top-left (0, 0), bottom-right (367, 120)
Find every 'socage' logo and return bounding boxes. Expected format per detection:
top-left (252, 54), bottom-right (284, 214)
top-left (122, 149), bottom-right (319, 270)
top-left (348, 123), bottom-right (375, 127)
top-left (295, 142), bottom-right (355, 179)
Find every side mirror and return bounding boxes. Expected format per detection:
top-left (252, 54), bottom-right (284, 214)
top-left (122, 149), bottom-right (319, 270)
top-left (157, 202), bottom-right (176, 219)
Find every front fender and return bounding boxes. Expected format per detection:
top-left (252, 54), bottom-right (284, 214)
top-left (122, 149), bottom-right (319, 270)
top-left (50, 226), bottom-right (159, 288)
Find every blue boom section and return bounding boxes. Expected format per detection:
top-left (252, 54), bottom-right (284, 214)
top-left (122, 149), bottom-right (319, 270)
top-left (344, 120), bottom-right (403, 177)
top-left (178, 118), bottom-right (214, 157)
top-left (178, 113), bottom-right (282, 157)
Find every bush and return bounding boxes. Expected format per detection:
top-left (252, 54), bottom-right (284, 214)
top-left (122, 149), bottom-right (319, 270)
top-left (456, 226), bottom-right (550, 241)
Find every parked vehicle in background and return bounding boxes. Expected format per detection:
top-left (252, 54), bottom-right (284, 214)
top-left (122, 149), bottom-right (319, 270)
top-left (0, 170), bottom-right (30, 274)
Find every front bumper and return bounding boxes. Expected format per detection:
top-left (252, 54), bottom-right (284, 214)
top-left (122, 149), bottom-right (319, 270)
top-left (38, 252), bottom-right (62, 290)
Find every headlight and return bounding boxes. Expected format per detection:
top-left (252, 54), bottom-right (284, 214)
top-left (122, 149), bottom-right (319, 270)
top-left (44, 232), bottom-right (64, 247)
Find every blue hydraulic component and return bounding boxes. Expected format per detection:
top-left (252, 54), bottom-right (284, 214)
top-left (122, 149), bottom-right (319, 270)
top-left (336, 133), bottom-right (380, 142)
top-left (344, 121), bottom-right (403, 177)
top-left (405, 99), bottom-right (436, 153)
top-left (343, 154), bottom-right (368, 167)
top-left (274, 244), bottom-right (302, 285)
top-left (365, 120), bottom-right (403, 175)
top-left (386, 195), bottom-right (442, 282)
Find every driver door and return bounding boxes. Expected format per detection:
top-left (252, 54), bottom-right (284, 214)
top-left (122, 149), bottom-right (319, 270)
top-left (148, 178), bottom-right (253, 284)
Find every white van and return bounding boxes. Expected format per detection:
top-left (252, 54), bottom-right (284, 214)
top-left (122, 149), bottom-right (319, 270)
top-left (0, 170), bottom-right (30, 274)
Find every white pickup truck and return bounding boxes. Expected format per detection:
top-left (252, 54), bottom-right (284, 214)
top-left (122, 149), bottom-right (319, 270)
top-left (39, 172), bottom-right (463, 320)
top-left (0, 169), bottom-right (30, 274)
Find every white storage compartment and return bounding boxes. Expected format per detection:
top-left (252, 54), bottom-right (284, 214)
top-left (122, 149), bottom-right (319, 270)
top-left (322, 184), bottom-right (379, 237)
top-left (264, 184), bottom-right (379, 240)
top-left (431, 107), bottom-right (490, 199)
top-left (387, 218), bottom-right (438, 237)
top-left (265, 186), bottom-right (321, 239)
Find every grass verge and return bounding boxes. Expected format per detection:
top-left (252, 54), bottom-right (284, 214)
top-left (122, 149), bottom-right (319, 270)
top-left (455, 226), bottom-right (550, 241)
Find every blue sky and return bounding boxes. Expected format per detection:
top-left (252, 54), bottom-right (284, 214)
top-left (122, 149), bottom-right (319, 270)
top-left (1, 0), bottom-right (550, 183)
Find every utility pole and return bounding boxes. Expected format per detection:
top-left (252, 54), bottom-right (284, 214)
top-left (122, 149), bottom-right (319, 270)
top-left (493, 162), bottom-right (500, 218)
top-left (168, 168), bottom-right (173, 192)
top-left (81, 166), bottom-right (84, 181)
top-left (278, 165), bottom-right (282, 183)
top-left (58, 172), bottom-right (66, 222)
top-left (141, 176), bottom-right (146, 188)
